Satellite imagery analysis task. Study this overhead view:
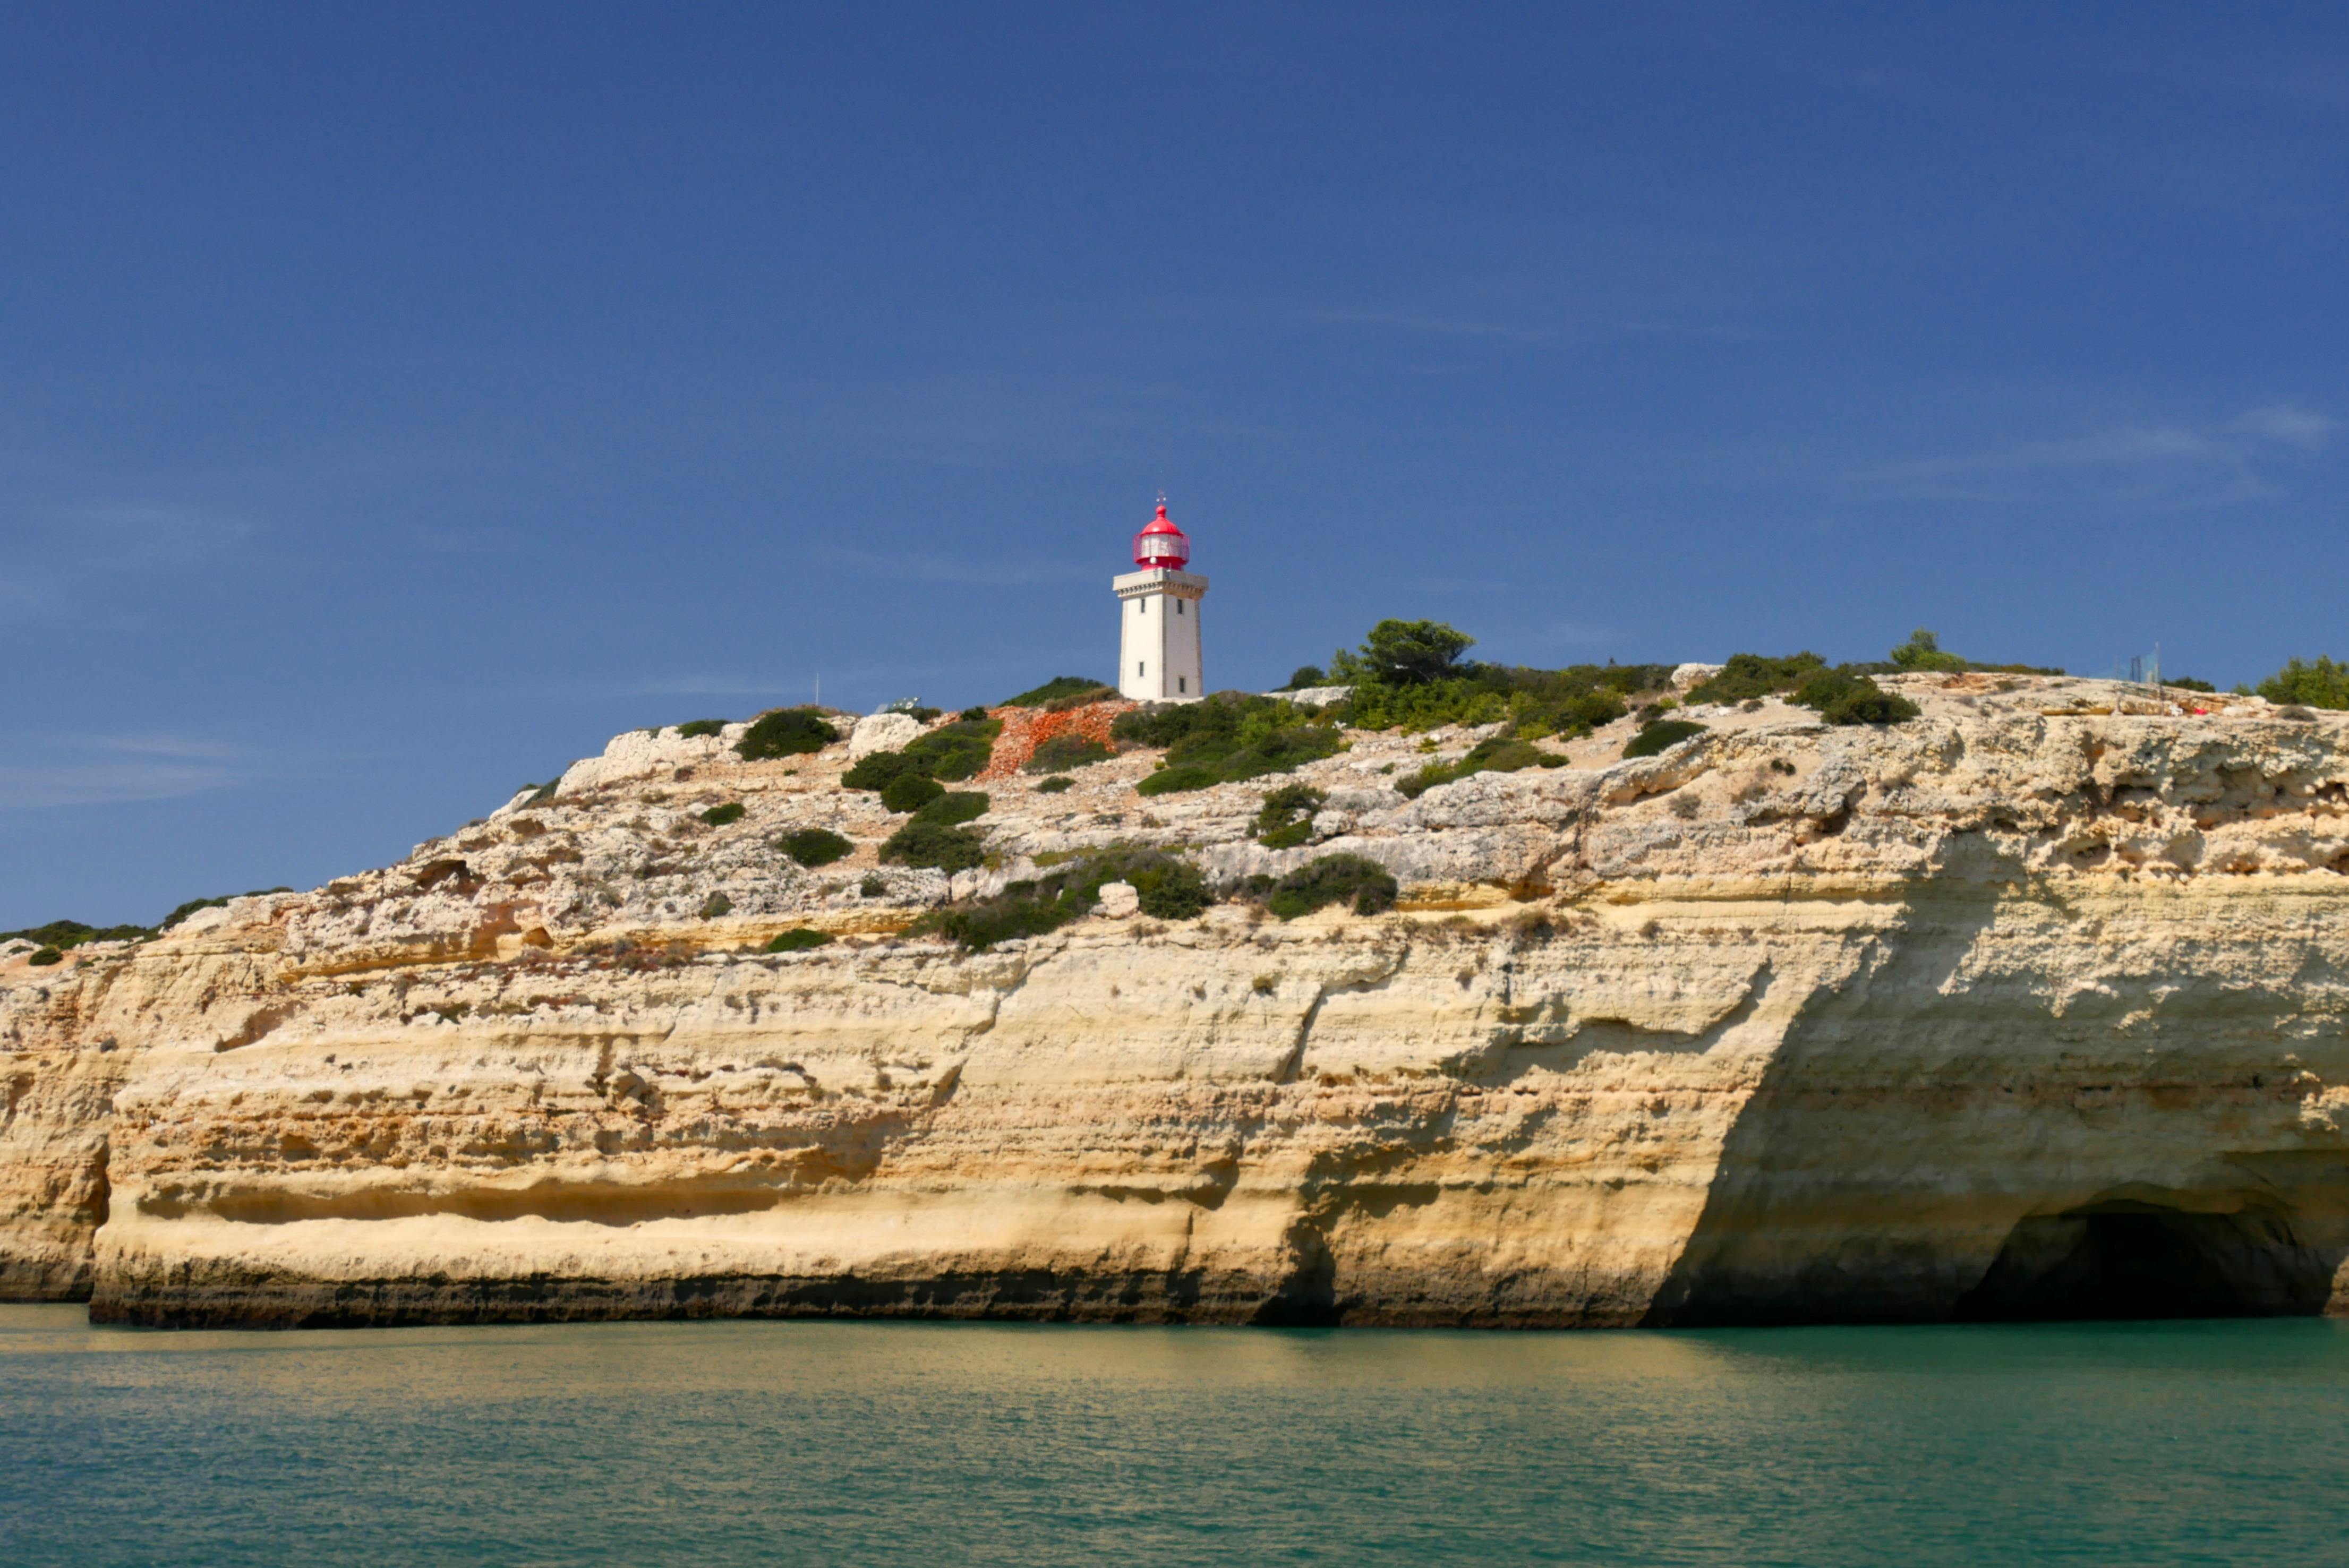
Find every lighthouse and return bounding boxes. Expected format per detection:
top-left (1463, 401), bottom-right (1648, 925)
top-left (1114, 498), bottom-right (1208, 702)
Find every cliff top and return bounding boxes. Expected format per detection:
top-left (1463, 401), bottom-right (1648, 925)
top-left (8, 670), bottom-right (2346, 986)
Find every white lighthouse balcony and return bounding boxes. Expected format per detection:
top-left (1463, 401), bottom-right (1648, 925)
top-left (1113, 568), bottom-right (1209, 598)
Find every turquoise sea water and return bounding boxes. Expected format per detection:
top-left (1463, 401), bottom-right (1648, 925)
top-left (4, 1306), bottom-right (2345, 1566)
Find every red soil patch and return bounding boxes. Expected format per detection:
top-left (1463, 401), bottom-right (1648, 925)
top-left (980, 699), bottom-right (1134, 781)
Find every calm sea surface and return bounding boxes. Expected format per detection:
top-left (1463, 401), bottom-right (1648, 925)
top-left (4, 1305), bottom-right (2345, 1565)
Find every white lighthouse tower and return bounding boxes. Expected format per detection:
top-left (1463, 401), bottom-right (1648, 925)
top-left (1114, 498), bottom-right (1208, 702)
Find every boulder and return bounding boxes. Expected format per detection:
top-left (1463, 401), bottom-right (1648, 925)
top-left (849, 712), bottom-right (924, 759)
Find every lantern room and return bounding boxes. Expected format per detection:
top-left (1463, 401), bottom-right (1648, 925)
top-left (1132, 500), bottom-right (1190, 570)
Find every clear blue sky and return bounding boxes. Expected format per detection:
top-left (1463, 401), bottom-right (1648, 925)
top-left (7, 3), bottom-right (2347, 927)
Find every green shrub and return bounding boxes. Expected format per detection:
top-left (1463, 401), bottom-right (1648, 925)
top-left (736, 707), bottom-right (839, 760)
top-left (1795, 670), bottom-right (1920, 725)
top-left (1283, 665), bottom-right (1328, 689)
top-left (1024, 734), bottom-right (1114, 773)
top-left (2168, 676), bottom-right (2217, 693)
top-left (2257, 657), bottom-right (2349, 709)
top-left (842, 717), bottom-right (1002, 791)
top-left (1685, 653), bottom-right (1830, 704)
top-left (959, 706), bottom-right (992, 722)
top-left (1886, 630), bottom-right (1966, 673)
top-left (674, 718), bottom-right (729, 739)
top-left (699, 802), bottom-right (746, 827)
top-left (1328, 620), bottom-right (1477, 684)
top-left (28, 947), bottom-right (61, 965)
top-left (1336, 657), bottom-right (1665, 737)
top-left (700, 893), bottom-right (734, 919)
top-left (1254, 783), bottom-right (1329, 849)
top-left (859, 874), bottom-right (888, 896)
top-left (155, 889), bottom-right (293, 933)
top-left (1004, 676), bottom-right (1113, 707)
top-left (1622, 719), bottom-right (1707, 759)
top-left (1341, 675), bottom-right (1512, 732)
top-left (1396, 736), bottom-right (1564, 799)
top-left (764, 928), bottom-right (833, 953)
top-left (1115, 692), bottom-right (1344, 795)
top-left (3, 917), bottom-right (158, 950)
top-left (1134, 764), bottom-right (1223, 795)
top-left (779, 827), bottom-right (852, 867)
top-left (1130, 858), bottom-right (1213, 920)
top-left (1036, 776), bottom-right (1075, 794)
top-left (516, 780), bottom-right (560, 804)
top-left (912, 847), bottom-right (1211, 950)
top-left (915, 790), bottom-right (989, 826)
top-left (881, 819), bottom-right (988, 872)
top-left (881, 773), bottom-right (947, 813)
top-left (1264, 854), bottom-right (1398, 921)
top-left (1888, 629), bottom-right (2061, 676)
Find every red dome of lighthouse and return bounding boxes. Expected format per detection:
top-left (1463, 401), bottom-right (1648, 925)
top-left (1132, 499), bottom-right (1190, 570)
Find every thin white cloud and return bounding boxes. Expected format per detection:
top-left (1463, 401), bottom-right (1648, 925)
top-left (0, 732), bottom-right (246, 809)
top-left (1864, 426), bottom-right (2213, 483)
top-left (1848, 404), bottom-right (2337, 508)
top-left (84, 735), bottom-right (240, 760)
top-left (0, 500), bottom-right (254, 621)
top-left (0, 760), bottom-right (234, 810)
top-left (2231, 404), bottom-right (2338, 449)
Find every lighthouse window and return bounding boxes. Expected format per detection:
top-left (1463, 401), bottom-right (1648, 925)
top-left (1176, 599), bottom-right (1184, 614)
top-left (1178, 676), bottom-right (1186, 693)
top-left (1139, 598), bottom-right (1146, 614)
top-left (1138, 661), bottom-right (1146, 677)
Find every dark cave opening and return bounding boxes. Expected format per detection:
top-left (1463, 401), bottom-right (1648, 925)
top-left (1958, 1199), bottom-right (2334, 1322)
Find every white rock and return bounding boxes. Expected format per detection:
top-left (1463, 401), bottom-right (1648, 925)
top-left (1671, 663), bottom-right (1723, 694)
top-left (1096, 881), bottom-right (1141, 918)
top-left (850, 712), bottom-right (924, 759)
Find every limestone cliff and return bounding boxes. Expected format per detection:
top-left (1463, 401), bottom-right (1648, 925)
top-left (11, 674), bottom-right (2349, 1327)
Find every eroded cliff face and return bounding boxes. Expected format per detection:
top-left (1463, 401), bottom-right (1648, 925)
top-left (11, 674), bottom-right (2349, 1327)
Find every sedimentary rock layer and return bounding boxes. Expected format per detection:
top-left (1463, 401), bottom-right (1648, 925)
top-left (11, 674), bottom-right (2349, 1326)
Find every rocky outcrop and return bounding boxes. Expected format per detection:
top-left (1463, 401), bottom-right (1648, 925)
top-left (12, 673), bottom-right (2349, 1328)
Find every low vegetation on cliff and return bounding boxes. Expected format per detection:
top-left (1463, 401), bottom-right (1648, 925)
top-left (1686, 653), bottom-right (1920, 725)
top-left (1002, 676), bottom-right (1115, 708)
top-left (879, 789), bottom-right (993, 871)
top-left (1, 919), bottom-right (150, 953)
top-left (915, 847), bottom-right (1211, 949)
top-left (1023, 734), bottom-right (1114, 773)
top-left (1253, 783), bottom-right (1328, 848)
top-left (778, 828), bottom-right (851, 867)
top-left (2257, 656), bottom-right (2349, 709)
top-left (1117, 693), bottom-right (1344, 795)
top-left (1681, 632), bottom-right (2049, 724)
top-left (1316, 619), bottom-right (1670, 741)
top-left (736, 707), bottom-right (840, 760)
top-left (4, 887), bottom-right (298, 959)
top-left (1397, 736), bottom-right (1567, 798)
top-left (1260, 853), bottom-right (1399, 921)
top-left (881, 819), bottom-right (989, 873)
top-left (1622, 718), bottom-right (1708, 759)
top-left (843, 715), bottom-right (1003, 791)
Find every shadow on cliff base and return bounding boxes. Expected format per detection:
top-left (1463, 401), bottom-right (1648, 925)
top-left (1640, 862), bottom-right (2347, 1328)
top-left (1954, 1198), bottom-right (2336, 1320)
